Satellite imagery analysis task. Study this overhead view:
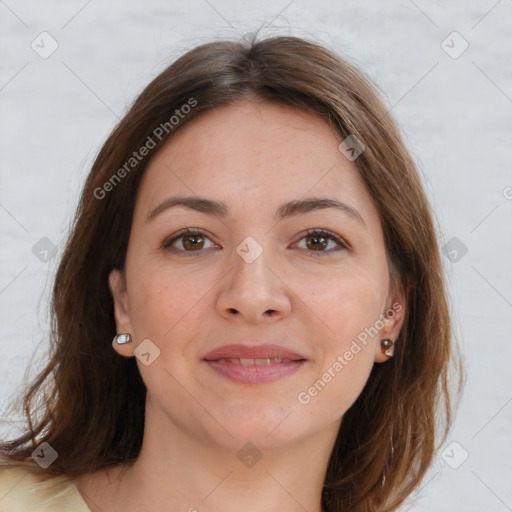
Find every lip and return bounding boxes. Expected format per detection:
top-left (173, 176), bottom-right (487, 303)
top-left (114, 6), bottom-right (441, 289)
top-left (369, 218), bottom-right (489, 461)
top-left (203, 344), bottom-right (307, 384)
top-left (203, 343), bottom-right (306, 361)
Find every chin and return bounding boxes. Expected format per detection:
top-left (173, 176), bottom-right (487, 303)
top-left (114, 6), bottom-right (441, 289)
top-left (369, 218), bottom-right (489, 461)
top-left (211, 401), bottom-right (304, 447)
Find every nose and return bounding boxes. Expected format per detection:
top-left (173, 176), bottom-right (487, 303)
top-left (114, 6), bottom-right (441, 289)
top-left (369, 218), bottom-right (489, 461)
top-left (216, 240), bottom-right (292, 324)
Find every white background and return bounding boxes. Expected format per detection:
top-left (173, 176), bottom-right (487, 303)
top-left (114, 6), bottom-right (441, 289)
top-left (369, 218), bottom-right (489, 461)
top-left (1, 1), bottom-right (511, 510)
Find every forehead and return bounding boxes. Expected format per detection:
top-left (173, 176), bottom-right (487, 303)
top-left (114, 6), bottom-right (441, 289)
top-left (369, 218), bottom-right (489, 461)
top-left (134, 100), bottom-right (379, 227)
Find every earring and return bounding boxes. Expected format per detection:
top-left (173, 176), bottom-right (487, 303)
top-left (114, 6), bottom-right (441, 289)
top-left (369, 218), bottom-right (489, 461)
top-left (114, 333), bottom-right (132, 345)
top-left (380, 338), bottom-right (395, 357)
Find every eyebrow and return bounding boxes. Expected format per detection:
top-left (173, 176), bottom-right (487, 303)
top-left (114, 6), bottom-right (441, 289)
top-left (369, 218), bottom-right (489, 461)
top-left (146, 195), bottom-right (366, 227)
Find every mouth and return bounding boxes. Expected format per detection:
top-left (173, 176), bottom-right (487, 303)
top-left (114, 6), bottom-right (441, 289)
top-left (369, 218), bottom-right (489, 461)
top-left (210, 357), bottom-right (299, 365)
top-left (203, 344), bottom-right (307, 384)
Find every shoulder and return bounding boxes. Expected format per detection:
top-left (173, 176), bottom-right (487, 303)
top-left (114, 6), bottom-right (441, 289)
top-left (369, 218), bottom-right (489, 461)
top-left (0, 457), bottom-right (90, 511)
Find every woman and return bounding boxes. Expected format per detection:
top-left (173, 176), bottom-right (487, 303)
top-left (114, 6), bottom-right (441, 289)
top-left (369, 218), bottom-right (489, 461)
top-left (0, 34), bottom-right (464, 511)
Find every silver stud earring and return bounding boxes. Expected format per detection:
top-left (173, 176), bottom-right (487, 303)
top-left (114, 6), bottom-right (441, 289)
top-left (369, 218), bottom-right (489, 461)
top-left (380, 338), bottom-right (395, 357)
top-left (114, 333), bottom-right (132, 345)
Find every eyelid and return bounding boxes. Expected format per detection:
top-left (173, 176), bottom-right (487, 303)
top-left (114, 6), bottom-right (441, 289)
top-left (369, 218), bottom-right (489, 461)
top-left (162, 227), bottom-right (350, 255)
top-left (298, 228), bottom-right (350, 252)
top-left (162, 228), bottom-right (218, 253)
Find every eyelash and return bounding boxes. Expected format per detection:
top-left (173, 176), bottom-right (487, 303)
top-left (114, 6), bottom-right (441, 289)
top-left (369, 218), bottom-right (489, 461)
top-left (162, 228), bottom-right (349, 257)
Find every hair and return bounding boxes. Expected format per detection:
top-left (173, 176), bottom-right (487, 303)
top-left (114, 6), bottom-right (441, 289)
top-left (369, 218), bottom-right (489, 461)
top-left (0, 33), bottom-right (464, 511)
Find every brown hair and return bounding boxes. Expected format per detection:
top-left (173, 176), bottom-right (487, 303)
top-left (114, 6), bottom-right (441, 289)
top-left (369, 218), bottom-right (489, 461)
top-left (0, 34), bottom-right (465, 511)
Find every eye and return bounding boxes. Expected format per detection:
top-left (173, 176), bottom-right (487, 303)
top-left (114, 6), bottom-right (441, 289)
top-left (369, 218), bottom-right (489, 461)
top-left (162, 229), bottom-right (218, 256)
top-left (162, 228), bottom-right (349, 257)
top-left (294, 229), bottom-right (348, 255)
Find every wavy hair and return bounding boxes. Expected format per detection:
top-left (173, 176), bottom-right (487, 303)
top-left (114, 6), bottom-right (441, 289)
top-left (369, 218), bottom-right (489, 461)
top-left (0, 34), bottom-right (465, 511)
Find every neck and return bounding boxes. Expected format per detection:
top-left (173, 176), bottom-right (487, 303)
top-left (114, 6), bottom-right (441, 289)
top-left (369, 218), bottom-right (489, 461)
top-left (75, 401), bottom-right (339, 512)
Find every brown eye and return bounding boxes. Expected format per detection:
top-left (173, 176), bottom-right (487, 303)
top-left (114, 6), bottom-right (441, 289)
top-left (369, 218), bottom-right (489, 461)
top-left (163, 229), bottom-right (216, 255)
top-left (181, 233), bottom-right (205, 251)
top-left (305, 234), bottom-right (328, 251)
top-left (297, 229), bottom-right (348, 255)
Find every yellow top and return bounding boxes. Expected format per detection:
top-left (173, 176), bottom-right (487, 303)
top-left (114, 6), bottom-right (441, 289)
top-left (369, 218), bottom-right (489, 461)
top-left (0, 463), bottom-right (90, 511)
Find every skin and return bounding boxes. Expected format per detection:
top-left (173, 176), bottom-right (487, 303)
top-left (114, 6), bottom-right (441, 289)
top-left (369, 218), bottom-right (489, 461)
top-left (74, 99), bottom-right (405, 512)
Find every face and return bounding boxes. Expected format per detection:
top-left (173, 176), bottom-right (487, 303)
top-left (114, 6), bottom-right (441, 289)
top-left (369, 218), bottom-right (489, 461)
top-left (109, 99), bottom-right (405, 452)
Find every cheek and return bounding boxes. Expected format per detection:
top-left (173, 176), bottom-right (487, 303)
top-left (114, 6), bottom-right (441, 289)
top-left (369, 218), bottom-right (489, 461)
top-left (126, 268), bottom-right (201, 389)
top-left (305, 264), bottom-right (386, 342)
top-left (300, 270), bottom-right (383, 394)
top-left (127, 261), bottom-right (213, 353)
top-left (126, 259), bottom-right (178, 337)
top-left (299, 348), bottom-right (374, 425)
top-left (305, 268), bottom-right (386, 417)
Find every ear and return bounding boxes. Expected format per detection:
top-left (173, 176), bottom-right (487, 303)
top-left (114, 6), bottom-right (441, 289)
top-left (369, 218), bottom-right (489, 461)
top-left (374, 285), bottom-right (407, 364)
top-left (109, 268), bottom-right (135, 357)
